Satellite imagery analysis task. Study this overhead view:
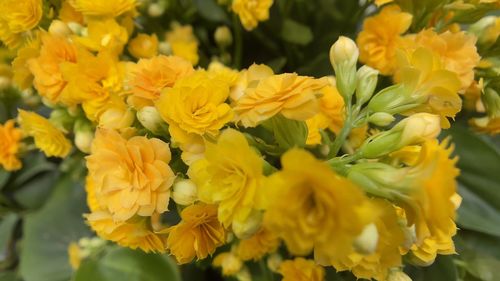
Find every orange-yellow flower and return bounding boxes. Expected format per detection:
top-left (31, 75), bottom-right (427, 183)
top-left (0, 0), bottom-right (42, 48)
top-left (166, 24), bottom-right (199, 65)
top-left (86, 128), bottom-right (175, 222)
top-left (127, 55), bottom-right (194, 108)
top-left (17, 110), bottom-right (71, 158)
top-left (69, 0), bottom-right (137, 17)
top-left (167, 203), bottom-right (225, 264)
top-left (73, 18), bottom-right (129, 55)
top-left (28, 33), bottom-right (78, 105)
top-left (128, 33), bottom-right (159, 59)
top-left (357, 5), bottom-right (413, 75)
top-left (236, 226), bottom-right (280, 261)
top-left (233, 73), bottom-right (328, 127)
top-left (232, 0), bottom-right (274, 31)
top-left (12, 35), bottom-right (40, 90)
top-left (0, 120), bottom-right (23, 171)
top-left (279, 258), bottom-right (325, 281)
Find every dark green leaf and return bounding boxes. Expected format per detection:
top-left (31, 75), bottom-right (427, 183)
top-left (13, 170), bottom-right (58, 210)
top-left (0, 213), bottom-right (18, 263)
top-left (19, 172), bottom-right (90, 281)
top-left (74, 247), bottom-right (181, 281)
top-left (0, 271), bottom-right (22, 281)
top-left (280, 19), bottom-right (313, 45)
top-left (457, 184), bottom-right (500, 237)
top-left (407, 255), bottom-right (458, 281)
top-left (193, 0), bottom-right (229, 23)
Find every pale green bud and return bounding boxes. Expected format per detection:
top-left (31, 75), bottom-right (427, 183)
top-left (368, 84), bottom-right (424, 114)
top-left (232, 210), bottom-right (263, 239)
top-left (67, 22), bottom-right (84, 36)
top-left (49, 20), bottom-right (71, 36)
top-left (368, 112), bottom-right (395, 126)
top-left (148, 1), bottom-right (169, 17)
top-left (356, 65), bottom-right (378, 105)
top-left (158, 42), bottom-right (172, 55)
top-left (469, 16), bottom-right (498, 45)
top-left (235, 268), bottom-right (251, 281)
top-left (137, 106), bottom-right (168, 135)
top-left (483, 88), bottom-right (500, 117)
top-left (353, 223), bottom-right (379, 255)
top-left (74, 120), bottom-right (94, 154)
top-left (49, 108), bottom-right (73, 132)
top-left (267, 253), bottom-right (283, 273)
top-left (214, 26), bottom-right (233, 48)
top-left (329, 36), bottom-right (359, 99)
top-left (387, 270), bottom-right (412, 281)
top-left (172, 179), bottom-right (198, 206)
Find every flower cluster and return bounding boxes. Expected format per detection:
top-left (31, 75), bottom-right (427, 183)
top-left (0, 1), bottom-right (497, 281)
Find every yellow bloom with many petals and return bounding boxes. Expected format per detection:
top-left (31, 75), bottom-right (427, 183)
top-left (330, 199), bottom-right (405, 281)
top-left (69, 0), bottom-right (137, 17)
top-left (166, 24), bottom-right (199, 65)
top-left (232, 0), bottom-right (274, 31)
top-left (28, 33), bottom-right (78, 105)
top-left (12, 35), bottom-right (40, 90)
top-left (0, 0), bottom-right (42, 48)
top-left (127, 55), bottom-right (194, 108)
top-left (0, 120), bottom-right (23, 171)
top-left (188, 129), bottom-right (263, 228)
top-left (128, 33), bottom-right (159, 59)
top-left (17, 110), bottom-right (71, 158)
top-left (408, 234), bottom-right (456, 266)
top-left (74, 18), bottom-right (129, 55)
top-left (357, 5), bottom-right (413, 75)
top-left (167, 203), bottom-right (225, 264)
top-left (279, 258), bottom-right (325, 281)
top-left (261, 149), bottom-right (376, 262)
top-left (405, 29), bottom-right (481, 89)
top-left (86, 128), bottom-right (175, 222)
top-left (233, 73), bottom-right (328, 127)
top-left (237, 226), bottom-right (280, 261)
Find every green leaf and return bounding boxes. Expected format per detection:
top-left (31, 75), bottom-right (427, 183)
top-left (193, 0), bottom-right (229, 23)
top-left (0, 213), bottom-right (18, 263)
top-left (74, 247), bottom-right (181, 281)
top-left (444, 126), bottom-right (500, 236)
top-left (19, 172), bottom-right (91, 281)
top-left (0, 271), bottom-right (22, 281)
top-left (407, 255), bottom-right (458, 281)
top-left (263, 114), bottom-right (308, 150)
top-left (280, 19), bottom-right (313, 45)
top-left (0, 170), bottom-right (9, 191)
top-left (13, 170), bottom-right (58, 210)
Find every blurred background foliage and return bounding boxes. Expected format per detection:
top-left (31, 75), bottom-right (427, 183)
top-left (0, 0), bottom-right (499, 280)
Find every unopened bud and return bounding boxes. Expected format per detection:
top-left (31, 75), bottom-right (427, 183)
top-left (387, 270), bottom-right (412, 281)
top-left (483, 88), bottom-right (500, 117)
top-left (213, 252), bottom-right (243, 276)
top-left (49, 20), bottom-right (71, 36)
top-left (353, 223), bottom-right (379, 255)
top-left (232, 210), bottom-right (263, 239)
top-left (137, 106), bottom-right (168, 135)
top-left (214, 26), bottom-right (233, 48)
top-left (75, 130), bottom-right (94, 154)
top-left (67, 22), bottom-right (84, 36)
top-left (267, 253), bottom-right (283, 273)
top-left (329, 36), bottom-right (359, 99)
top-left (99, 107), bottom-right (135, 130)
top-left (396, 113), bottom-right (441, 145)
top-left (128, 33), bottom-right (159, 59)
top-left (172, 179), bottom-right (198, 206)
top-left (368, 112), bottom-right (395, 126)
top-left (158, 42), bottom-right (172, 55)
top-left (356, 65), bottom-right (378, 105)
top-left (148, 3), bottom-right (166, 17)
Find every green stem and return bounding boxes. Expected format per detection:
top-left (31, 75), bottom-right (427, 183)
top-left (232, 14), bottom-right (243, 69)
top-left (329, 101), bottom-right (354, 157)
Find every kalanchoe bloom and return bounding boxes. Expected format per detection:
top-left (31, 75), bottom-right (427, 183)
top-left (232, 0), bottom-right (274, 31)
top-left (0, 0), bottom-right (42, 48)
top-left (213, 252), bottom-right (243, 276)
top-left (167, 203), bottom-right (225, 264)
top-left (86, 128), bottom-right (175, 222)
top-left (236, 226), bottom-right (280, 261)
top-left (128, 33), bottom-right (159, 59)
top-left (188, 129), bottom-right (264, 229)
top-left (17, 110), bottom-right (71, 158)
top-left (0, 120), bottom-right (23, 171)
top-left (279, 258), bottom-right (325, 281)
top-left (261, 149), bottom-right (376, 263)
top-left (127, 55), bottom-right (194, 109)
top-left (69, 0), bottom-right (137, 17)
top-left (166, 23), bottom-right (199, 65)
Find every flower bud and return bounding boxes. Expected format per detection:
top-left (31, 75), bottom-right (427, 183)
top-left (99, 107), bottom-right (135, 130)
top-left (483, 88), bottom-right (500, 117)
top-left (67, 22), bottom-right (84, 36)
top-left (128, 33), bottom-right (159, 59)
top-left (75, 129), bottom-right (93, 154)
top-left (356, 65), bottom-right (378, 105)
top-left (214, 26), bottom-right (233, 48)
top-left (267, 253), bottom-right (283, 273)
top-left (49, 20), bottom-right (72, 36)
top-left (469, 16), bottom-right (499, 46)
top-left (329, 36), bottom-right (359, 100)
top-left (387, 270), bottom-right (412, 281)
top-left (368, 112), bottom-right (395, 126)
top-left (172, 179), bottom-right (198, 206)
top-left (213, 252), bottom-right (243, 276)
top-left (353, 223), bottom-right (379, 255)
top-left (158, 42), bottom-right (172, 55)
top-left (368, 85), bottom-right (424, 114)
top-left (232, 210), bottom-right (263, 239)
top-left (137, 106), bottom-right (168, 135)
top-left (148, 2), bottom-right (166, 17)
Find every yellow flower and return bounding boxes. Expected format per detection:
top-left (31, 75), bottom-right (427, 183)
top-left (230, 63), bottom-right (274, 101)
top-left (207, 61), bottom-right (239, 87)
top-left (237, 226), bottom-right (280, 261)
top-left (375, 0), bottom-right (394, 6)
top-left (155, 70), bottom-right (233, 159)
top-left (28, 33), bottom-right (78, 105)
top-left (167, 203), bottom-right (225, 264)
top-left (279, 258), bottom-right (325, 281)
top-left (86, 211), bottom-right (168, 253)
top-left (233, 73), bottom-right (328, 127)
top-left (127, 55), bottom-right (194, 108)
top-left (0, 0), bottom-right (42, 48)
top-left (69, 0), bottom-right (137, 17)
top-left (357, 5), bottom-right (413, 75)
top-left (86, 128), bottom-right (175, 221)
top-left (406, 29), bottom-right (481, 89)
top-left (0, 120), bottom-right (23, 171)
top-left (68, 242), bottom-right (82, 270)
top-left (232, 0), bottom-right (274, 31)
top-left (73, 18), bottom-right (129, 55)
top-left (59, 0), bottom-right (84, 24)
top-left (470, 116), bottom-right (500, 134)
top-left (261, 149), bottom-right (375, 262)
top-left (395, 47), bottom-right (462, 128)
top-left (85, 176), bottom-right (100, 212)
top-left (128, 33), bottom-right (159, 59)
top-left (17, 110), bottom-right (71, 158)
top-left (12, 35), bottom-right (40, 90)
top-left (213, 252), bottom-right (243, 276)
top-left (166, 24), bottom-right (199, 65)
top-left (188, 129), bottom-right (263, 228)
top-left (330, 199), bottom-right (405, 281)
